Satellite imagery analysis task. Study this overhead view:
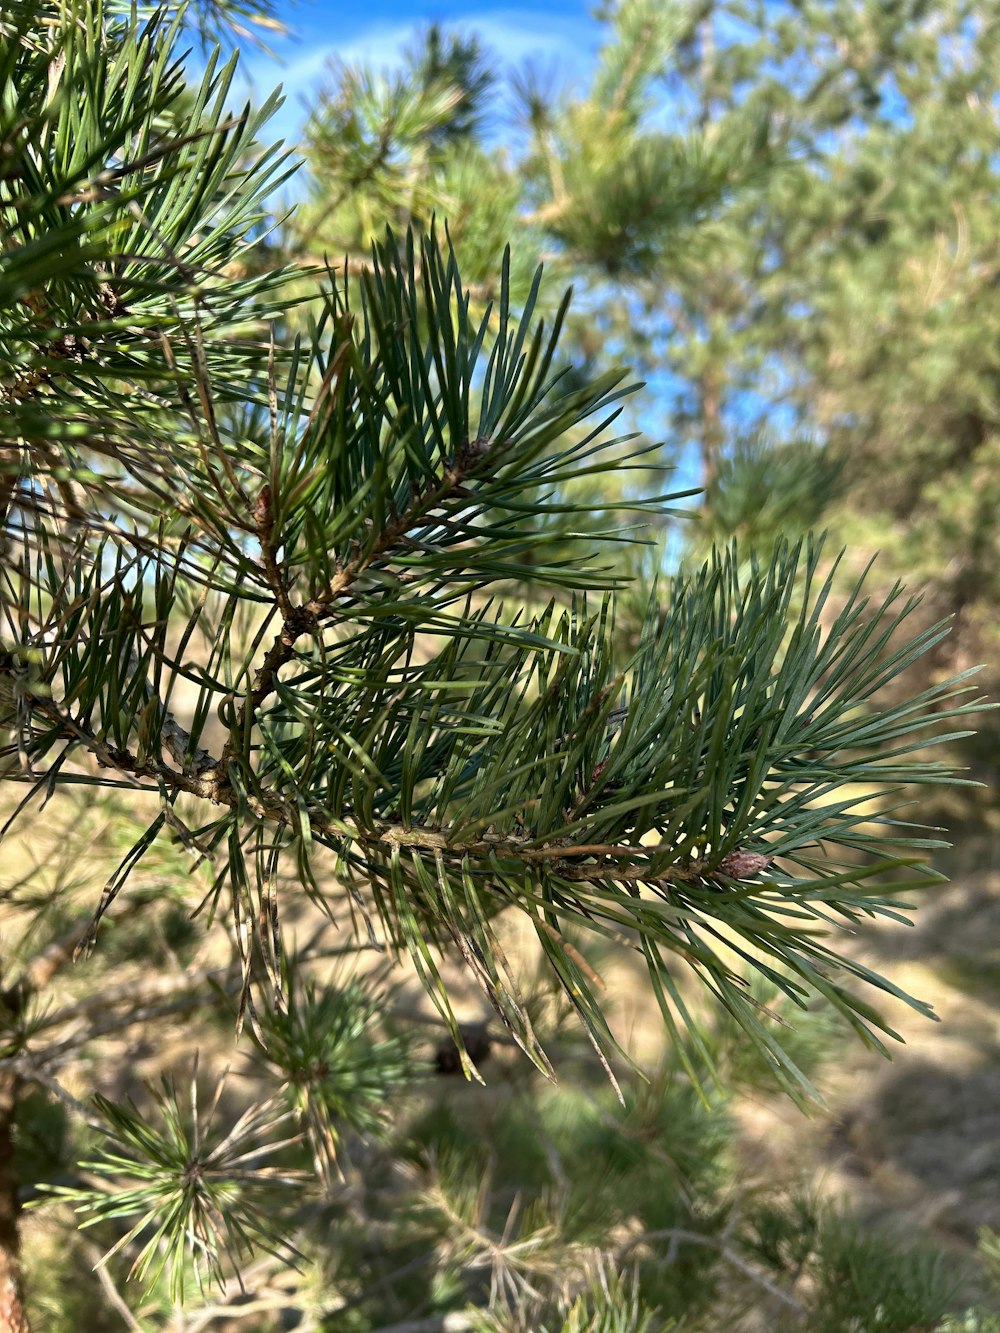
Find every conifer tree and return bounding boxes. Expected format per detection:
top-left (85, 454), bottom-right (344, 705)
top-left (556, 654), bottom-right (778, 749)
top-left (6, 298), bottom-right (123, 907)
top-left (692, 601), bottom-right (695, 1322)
top-left (0, 2), bottom-right (994, 1329)
top-left (486, 0), bottom-right (1000, 671)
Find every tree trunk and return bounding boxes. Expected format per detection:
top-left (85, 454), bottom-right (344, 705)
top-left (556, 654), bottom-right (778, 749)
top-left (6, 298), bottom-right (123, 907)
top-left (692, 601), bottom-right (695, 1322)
top-left (700, 365), bottom-right (724, 493)
top-left (0, 1072), bottom-right (28, 1333)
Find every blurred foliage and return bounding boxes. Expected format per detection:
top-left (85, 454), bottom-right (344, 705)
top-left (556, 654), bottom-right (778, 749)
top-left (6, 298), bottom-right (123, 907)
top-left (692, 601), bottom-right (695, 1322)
top-left (291, 0), bottom-right (1000, 731)
top-left (255, 971), bottom-right (421, 1179)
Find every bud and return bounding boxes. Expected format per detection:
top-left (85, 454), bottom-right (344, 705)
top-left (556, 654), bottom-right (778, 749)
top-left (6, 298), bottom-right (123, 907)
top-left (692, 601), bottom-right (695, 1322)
top-left (458, 436), bottom-right (491, 468)
top-left (717, 849), bottom-right (771, 880)
top-left (252, 483), bottom-right (272, 531)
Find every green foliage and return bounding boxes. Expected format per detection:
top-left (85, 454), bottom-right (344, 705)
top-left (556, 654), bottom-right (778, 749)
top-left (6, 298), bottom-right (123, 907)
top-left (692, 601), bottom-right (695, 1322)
top-left (980, 1228), bottom-right (1000, 1282)
top-left (708, 972), bottom-right (849, 1095)
top-left (1, 0), bottom-right (986, 1100)
top-left (301, 63), bottom-right (461, 243)
top-left (24, 1240), bottom-right (113, 1333)
top-left (698, 436), bottom-right (845, 551)
top-left (14, 950), bottom-right (996, 1329)
top-left (740, 1195), bottom-right (981, 1333)
top-left (405, 24), bottom-right (496, 151)
top-left (7, 5), bottom-right (978, 1098)
top-left (14, 1088), bottom-right (72, 1183)
top-left (285, 0), bottom-right (1000, 708)
top-left (44, 1074), bottom-right (305, 1300)
top-left (471, 1264), bottom-right (666, 1333)
top-left (558, 0), bottom-right (1000, 698)
top-left (295, 27), bottom-right (527, 301)
top-left (1, 1), bottom-right (995, 1326)
top-left (938, 1317), bottom-right (1000, 1333)
top-left (116, 0), bottom-right (288, 50)
top-left (256, 972), bottom-right (419, 1174)
top-left (812, 1212), bottom-right (959, 1333)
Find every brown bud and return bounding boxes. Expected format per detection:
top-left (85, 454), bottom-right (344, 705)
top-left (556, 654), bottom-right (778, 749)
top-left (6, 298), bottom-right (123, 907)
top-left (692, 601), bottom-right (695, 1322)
top-left (717, 849), bottom-right (771, 880)
top-left (458, 436), bottom-right (491, 468)
top-left (252, 484), bottom-right (272, 530)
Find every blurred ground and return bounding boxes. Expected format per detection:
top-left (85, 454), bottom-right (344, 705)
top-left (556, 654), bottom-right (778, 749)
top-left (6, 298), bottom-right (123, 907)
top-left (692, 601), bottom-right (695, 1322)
top-left (732, 831), bottom-right (1000, 1303)
top-left (826, 837), bottom-right (1000, 1242)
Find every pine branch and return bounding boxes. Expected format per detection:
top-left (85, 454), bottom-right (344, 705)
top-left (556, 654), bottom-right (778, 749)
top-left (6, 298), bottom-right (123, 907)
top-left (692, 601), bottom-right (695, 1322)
top-left (82, 1243), bottom-right (144, 1333)
top-left (213, 426), bottom-right (573, 796)
top-left (2, 2), bottom-right (991, 1116)
top-left (4, 685), bottom-right (726, 888)
top-left (4, 520), bottom-right (989, 1090)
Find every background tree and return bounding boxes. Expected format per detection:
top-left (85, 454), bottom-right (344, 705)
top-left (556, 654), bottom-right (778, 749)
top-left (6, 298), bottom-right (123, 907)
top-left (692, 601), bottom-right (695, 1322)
top-left (299, 0), bottom-right (1000, 684)
top-left (1, 2), bottom-right (997, 1330)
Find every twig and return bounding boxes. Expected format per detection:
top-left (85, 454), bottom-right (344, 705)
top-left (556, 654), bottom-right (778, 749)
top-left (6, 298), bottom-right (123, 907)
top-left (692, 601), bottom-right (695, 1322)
top-left (181, 1293), bottom-right (302, 1328)
top-left (43, 982), bottom-right (242, 1057)
top-left (22, 691), bottom-right (710, 899)
top-left (82, 1241), bottom-right (145, 1332)
top-left (618, 1227), bottom-right (806, 1314)
top-left (0, 1061), bottom-right (101, 1129)
top-left (211, 425), bottom-right (496, 795)
top-left (34, 965), bottom-right (238, 1032)
top-left (323, 1248), bottom-right (442, 1322)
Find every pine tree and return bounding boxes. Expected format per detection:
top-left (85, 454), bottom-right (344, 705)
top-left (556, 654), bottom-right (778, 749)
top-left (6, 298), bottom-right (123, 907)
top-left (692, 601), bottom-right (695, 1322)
top-left (500, 0), bottom-right (1000, 676)
top-left (0, 2), bottom-right (993, 1329)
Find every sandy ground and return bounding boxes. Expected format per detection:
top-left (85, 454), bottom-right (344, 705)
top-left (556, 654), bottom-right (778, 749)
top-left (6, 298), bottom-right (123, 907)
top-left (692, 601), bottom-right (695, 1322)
top-left (3, 772), bottom-right (999, 1318)
top-left (730, 832), bottom-right (1000, 1298)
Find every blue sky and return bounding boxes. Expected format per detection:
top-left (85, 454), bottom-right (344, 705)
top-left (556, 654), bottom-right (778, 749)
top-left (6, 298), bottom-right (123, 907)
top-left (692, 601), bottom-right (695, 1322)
top-left (224, 0), bottom-right (711, 506)
top-left (234, 0), bottom-right (601, 146)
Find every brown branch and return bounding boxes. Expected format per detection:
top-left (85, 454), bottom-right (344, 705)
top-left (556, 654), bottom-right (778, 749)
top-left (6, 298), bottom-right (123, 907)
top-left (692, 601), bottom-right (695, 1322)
top-left (0, 1063), bottom-right (97, 1128)
top-left (24, 690), bottom-right (703, 891)
top-left (211, 440), bottom-right (485, 797)
top-left (16, 688), bottom-right (716, 906)
top-left (0, 1072), bottom-right (27, 1333)
top-left (33, 965), bottom-right (238, 1035)
top-left (20, 924), bottom-right (89, 995)
top-left (82, 1243), bottom-right (143, 1333)
top-left (0, 335), bottom-right (86, 409)
top-left (0, 467), bottom-right (16, 544)
top-left (211, 602), bottom-right (319, 795)
top-left (27, 695), bottom-right (212, 801)
top-left (43, 990), bottom-right (242, 1060)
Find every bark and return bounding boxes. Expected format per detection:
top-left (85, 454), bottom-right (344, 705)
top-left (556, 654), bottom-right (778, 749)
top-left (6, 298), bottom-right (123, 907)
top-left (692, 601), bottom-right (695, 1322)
top-left (700, 364), bottom-right (724, 493)
top-left (0, 1070), bottom-right (28, 1333)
